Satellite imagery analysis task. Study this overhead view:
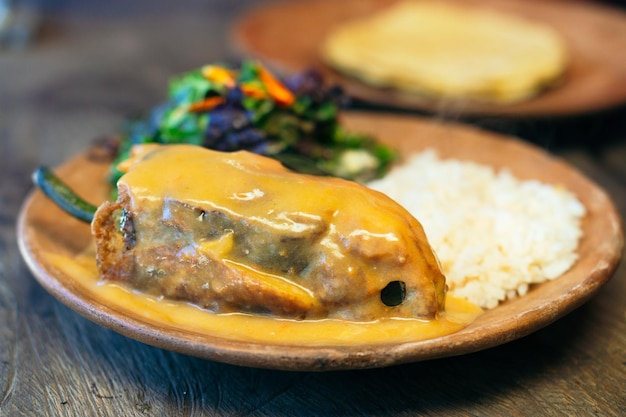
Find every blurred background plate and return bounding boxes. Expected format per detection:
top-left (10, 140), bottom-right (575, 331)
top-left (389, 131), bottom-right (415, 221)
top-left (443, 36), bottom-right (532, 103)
top-left (233, 0), bottom-right (626, 117)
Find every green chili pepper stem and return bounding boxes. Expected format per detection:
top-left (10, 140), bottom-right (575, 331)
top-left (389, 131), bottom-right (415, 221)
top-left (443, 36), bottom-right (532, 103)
top-left (32, 167), bottom-right (98, 224)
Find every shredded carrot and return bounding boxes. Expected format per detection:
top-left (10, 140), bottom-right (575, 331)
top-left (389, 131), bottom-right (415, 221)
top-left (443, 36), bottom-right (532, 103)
top-left (256, 64), bottom-right (295, 106)
top-left (201, 63), bottom-right (295, 106)
top-left (240, 83), bottom-right (269, 100)
top-left (201, 65), bottom-right (236, 88)
top-left (188, 96), bottom-right (225, 113)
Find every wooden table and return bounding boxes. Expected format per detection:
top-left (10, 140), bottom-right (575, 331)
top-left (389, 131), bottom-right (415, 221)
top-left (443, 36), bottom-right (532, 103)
top-left (1, 0), bottom-right (624, 415)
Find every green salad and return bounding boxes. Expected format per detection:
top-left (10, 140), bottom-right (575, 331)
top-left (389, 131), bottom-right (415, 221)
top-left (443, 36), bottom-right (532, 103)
top-left (110, 60), bottom-right (397, 185)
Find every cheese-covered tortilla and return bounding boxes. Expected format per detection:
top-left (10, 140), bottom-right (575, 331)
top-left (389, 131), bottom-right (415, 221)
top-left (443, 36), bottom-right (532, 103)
top-left (92, 145), bottom-right (447, 321)
top-left (322, 1), bottom-right (568, 103)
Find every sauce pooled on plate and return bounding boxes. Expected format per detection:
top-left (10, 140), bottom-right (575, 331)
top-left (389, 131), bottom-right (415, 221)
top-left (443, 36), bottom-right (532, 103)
top-left (93, 145), bottom-right (446, 321)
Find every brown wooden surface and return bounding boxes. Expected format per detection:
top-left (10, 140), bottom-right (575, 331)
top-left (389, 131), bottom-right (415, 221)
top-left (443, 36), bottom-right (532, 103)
top-left (1, 0), bottom-right (625, 415)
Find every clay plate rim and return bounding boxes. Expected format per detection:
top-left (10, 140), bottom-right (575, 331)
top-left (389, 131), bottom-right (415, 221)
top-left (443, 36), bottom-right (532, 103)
top-left (232, 0), bottom-right (626, 117)
top-left (17, 112), bottom-right (623, 371)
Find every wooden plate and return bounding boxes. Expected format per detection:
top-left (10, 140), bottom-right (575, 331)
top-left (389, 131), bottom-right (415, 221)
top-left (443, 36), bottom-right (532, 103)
top-left (17, 113), bottom-right (623, 371)
top-left (233, 0), bottom-right (626, 117)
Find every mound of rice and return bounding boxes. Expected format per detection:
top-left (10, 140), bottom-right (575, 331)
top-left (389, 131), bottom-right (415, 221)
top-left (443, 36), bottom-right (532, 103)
top-left (368, 150), bottom-right (586, 309)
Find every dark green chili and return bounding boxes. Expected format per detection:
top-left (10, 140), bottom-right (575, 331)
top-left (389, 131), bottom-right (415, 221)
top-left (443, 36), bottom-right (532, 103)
top-left (32, 167), bottom-right (98, 223)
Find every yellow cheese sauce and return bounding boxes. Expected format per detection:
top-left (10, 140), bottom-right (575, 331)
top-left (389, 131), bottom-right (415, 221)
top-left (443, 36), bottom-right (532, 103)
top-left (107, 145), bottom-right (447, 321)
top-left (45, 250), bottom-right (483, 346)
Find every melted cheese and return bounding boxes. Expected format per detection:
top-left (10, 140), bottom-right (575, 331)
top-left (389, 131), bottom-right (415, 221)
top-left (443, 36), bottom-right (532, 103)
top-left (121, 145), bottom-right (412, 233)
top-left (106, 145), bottom-right (447, 321)
top-left (46, 250), bottom-right (482, 345)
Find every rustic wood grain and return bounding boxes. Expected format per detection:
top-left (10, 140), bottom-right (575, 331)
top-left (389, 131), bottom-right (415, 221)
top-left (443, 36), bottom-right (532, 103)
top-left (1, 0), bottom-right (625, 415)
top-left (0, 281), bottom-right (17, 409)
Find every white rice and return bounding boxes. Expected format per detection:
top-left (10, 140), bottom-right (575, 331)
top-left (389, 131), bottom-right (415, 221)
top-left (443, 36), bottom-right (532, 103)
top-left (367, 149), bottom-right (586, 309)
